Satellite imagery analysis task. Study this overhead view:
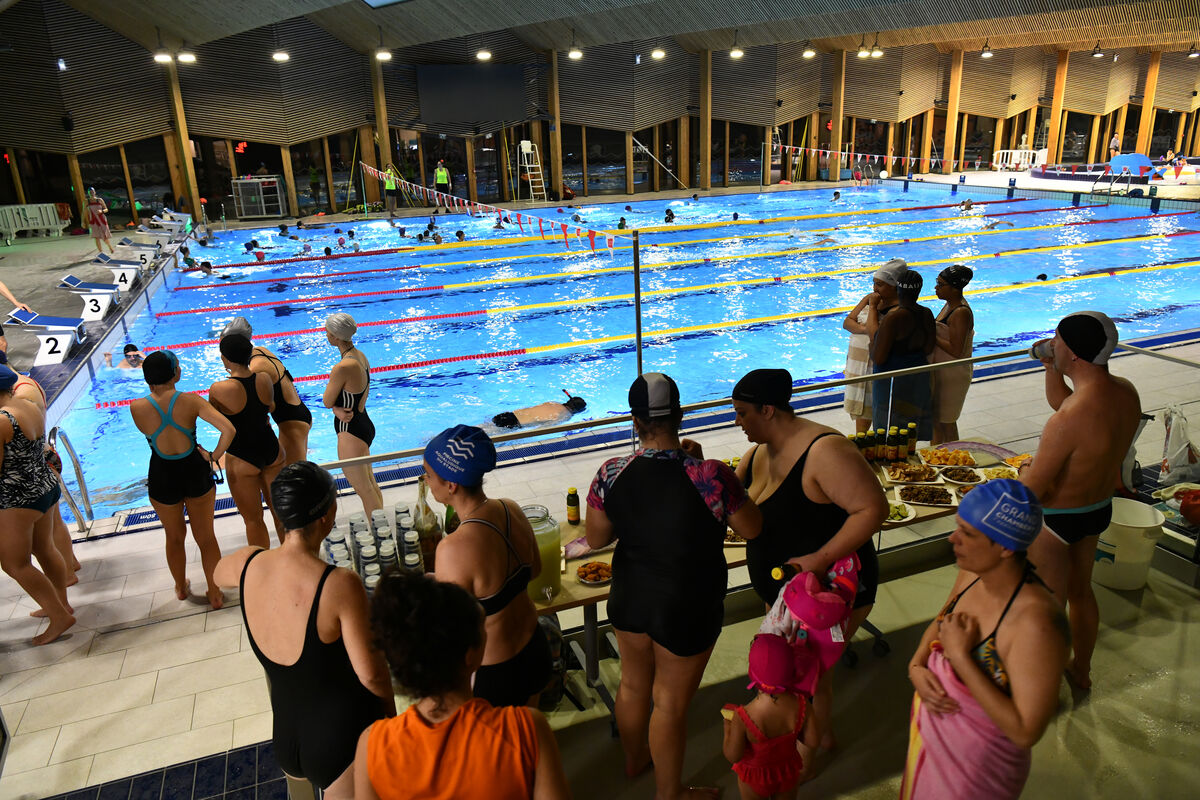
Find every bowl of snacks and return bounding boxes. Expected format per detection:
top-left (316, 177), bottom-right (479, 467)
top-left (897, 485), bottom-right (956, 507)
top-left (981, 466), bottom-right (1019, 481)
top-left (918, 448), bottom-right (977, 467)
top-left (940, 467), bottom-right (983, 485)
top-left (885, 463), bottom-right (940, 483)
top-left (576, 561), bottom-right (613, 586)
top-left (884, 501), bottom-right (916, 525)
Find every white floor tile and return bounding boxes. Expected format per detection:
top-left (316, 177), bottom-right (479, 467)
top-left (50, 695), bottom-right (194, 764)
top-left (70, 595), bottom-right (153, 632)
top-left (191, 676), bottom-right (270, 729)
top-left (0, 628), bottom-right (95, 676)
top-left (19, 672), bottom-right (156, 733)
top-left (230, 710), bottom-right (273, 749)
top-left (3, 726), bottom-right (61, 773)
top-left (88, 612), bottom-right (207, 656)
top-left (85, 721), bottom-right (234, 786)
top-left (0, 756), bottom-right (93, 800)
top-left (119, 625), bottom-right (240, 677)
top-left (151, 649), bottom-right (263, 702)
top-left (0, 652), bottom-right (127, 709)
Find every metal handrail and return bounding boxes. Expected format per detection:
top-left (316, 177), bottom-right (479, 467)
top-left (48, 427), bottom-right (93, 532)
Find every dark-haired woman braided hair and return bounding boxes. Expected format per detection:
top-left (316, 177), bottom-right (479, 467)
top-left (355, 570), bottom-right (571, 800)
top-left (215, 461), bottom-right (394, 798)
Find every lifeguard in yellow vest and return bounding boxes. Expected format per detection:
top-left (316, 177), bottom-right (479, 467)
top-left (433, 160), bottom-right (451, 213)
top-left (384, 163), bottom-right (401, 219)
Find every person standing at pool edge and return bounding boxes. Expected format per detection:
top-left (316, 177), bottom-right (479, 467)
top-left (1021, 311), bottom-right (1141, 690)
top-left (324, 313), bottom-right (384, 517)
top-left (434, 160), bottom-right (451, 213)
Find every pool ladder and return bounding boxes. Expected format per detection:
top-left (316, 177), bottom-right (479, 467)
top-left (48, 427), bottom-right (94, 533)
top-left (1091, 167), bottom-right (1132, 196)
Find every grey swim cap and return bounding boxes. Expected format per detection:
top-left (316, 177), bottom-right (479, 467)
top-left (325, 312), bottom-right (357, 340)
top-left (222, 317), bottom-right (253, 338)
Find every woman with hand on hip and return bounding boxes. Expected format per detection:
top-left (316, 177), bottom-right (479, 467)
top-left (131, 351), bottom-right (234, 608)
top-left (323, 313), bottom-right (383, 516)
top-left (843, 259), bottom-right (905, 433)
top-left (930, 265), bottom-right (975, 445)
top-left (209, 334), bottom-right (285, 549)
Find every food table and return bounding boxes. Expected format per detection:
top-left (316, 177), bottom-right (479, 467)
top-left (535, 444), bottom-right (1013, 715)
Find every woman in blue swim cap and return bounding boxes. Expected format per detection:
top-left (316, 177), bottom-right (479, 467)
top-left (901, 479), bottom-right (1068, 800)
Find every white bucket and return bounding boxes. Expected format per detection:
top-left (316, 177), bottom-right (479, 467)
top-left (1092, 498), bottom-right (1164, 591)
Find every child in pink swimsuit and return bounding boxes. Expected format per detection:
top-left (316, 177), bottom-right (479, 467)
top-left (721, 633), bottom-right (817, 799)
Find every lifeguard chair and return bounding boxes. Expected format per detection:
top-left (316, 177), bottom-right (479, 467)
top-left (518, 140), bottom-right (548, 202)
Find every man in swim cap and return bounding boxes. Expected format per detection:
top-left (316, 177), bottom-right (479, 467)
top-left (491, 392), bottom-right (587, 430)
top-left (105, 343), bottom-right (145, 369)
top-left (1022, 311), bottom-right (1141, 689)
top-left (455, 230), bottom-right (465, 242)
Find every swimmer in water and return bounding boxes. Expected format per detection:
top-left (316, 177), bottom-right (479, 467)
top-left (337, 236), bottom-right (346, 248)
top-left (417, 232), bottom-right (425, 242)
top-left (493, 220), bottom-right (505, 230)
top-left (832, 191), bottom-right (842, 202)
top-left (664, 208), bottom-right (675, 224)
top-left (278, 223), bottom-right (289, 235)
top-left (455, 230), bottom-right (465, 242)
top-left (347, 230), bottom-right (355, 239)
top-left (432, 234), bottom-right (443, 245)
top-left (618, 217), bottom-right (627, 230)
top-left (691, 193), bottom-right (699, 201)
top-left (352, 242), bottom-right (361, 252)
top-left (984, 220), bottom-right (1015, 230)
top-left (625, 205), bottom-right (633, 212)
top-left (732, 213), bottom-right (739, 221)
top-left (958, 199), bottom-right (974, 211)
top-left (323, 246), bottom-right (333, 257)
top-left (397, 226), bottom-right (406, 237)
top-left (105, 343), bottom-right (145, 369)
top-left (812, 236), bottom-right (837, 246)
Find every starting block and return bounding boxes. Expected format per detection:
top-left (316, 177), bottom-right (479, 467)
top-left (58, 275), bottom-right (121, 321)
top-left (93, 254), bottom-right (145, 291)
top-left (5, 309), bottom-right (85, 366)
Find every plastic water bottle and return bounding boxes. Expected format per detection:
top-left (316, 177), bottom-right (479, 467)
top-left (403, 553), bottom-right (422, 572)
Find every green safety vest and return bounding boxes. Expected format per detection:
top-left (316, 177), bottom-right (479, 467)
top-left (384, 172), bottom-right (397, 190)
top-left (435, 166), bottom-right (450, 185)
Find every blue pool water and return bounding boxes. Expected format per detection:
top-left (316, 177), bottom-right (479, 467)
top-left (65, 183), bottom-right (1200, 517)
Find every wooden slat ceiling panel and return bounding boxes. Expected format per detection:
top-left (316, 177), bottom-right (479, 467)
top-left (775, 42), bottom-right (822, 125)
top-left (1153, 52), bottom-right (1200, 110)
top-left (897, 44), bottom-right (941, 122)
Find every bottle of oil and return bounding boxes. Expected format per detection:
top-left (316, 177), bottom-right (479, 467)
top-left (876, 429), bottom-right (888, 461)
top-left (887, 427), bottom-right (900, 461)
top-left (897, 426), bottom-right (910, 461)
top-left (863, 429), bottom-right (876, 461)
top-left (907, 422), bottom-right (918, 454)
top-left (566, 487), bottom-right (580, 525)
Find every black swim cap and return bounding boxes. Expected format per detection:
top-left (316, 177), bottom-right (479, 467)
top-left (1057, 311), bottom-right (1118, 365)
top-left (123, 344), bottom-right (139, 354)
top-left (219, 333), bottom-right (253, 366)
top-left (565, 396), bottom-right (587, 413)
top-left (271, 461), bottom-right (338, 531)
top-left (142, 351), bottom-right (178, 384)
top-left (732, 368), bottom-right (793, 410)
top-left (938, 264), bottom-right (973, 289)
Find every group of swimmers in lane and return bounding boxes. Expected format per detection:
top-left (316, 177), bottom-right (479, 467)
top-left (113, 311), bottom-right (384, 613)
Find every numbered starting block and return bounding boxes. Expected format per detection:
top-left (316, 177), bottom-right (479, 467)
top-left (58, 275), bottom-right (121, 321)
top-left (93, 254), bottom-right (146, 291)
top-left (119, 234), bottom-right (168, 249)
top-left (4, 309), bottom-right (85, 366)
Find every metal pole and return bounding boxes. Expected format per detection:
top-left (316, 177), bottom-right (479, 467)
top-left (632, 229), bottom-right (643, 376)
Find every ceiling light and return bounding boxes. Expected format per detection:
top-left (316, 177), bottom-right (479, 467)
top-left (272, 50), bottom-right (289, 62)
top-left (857, 37), bottom-right (869, 58)
top-left (1091, 41), bottom-right (1104, 58)
top-left (568, 28), bottom-right (582, 60)
top-left (375, 26), bottom-right (390, 60)
top-left (1189, 43), bottom-right (1199, 58)
top-left (980, 40), bottom-right (992, 58)
top-left (870, 35), bottom-right (883, 58)
top-left (651, 48), bottom-right (666, 59)
top-left (152, 26), bottom-right (171, 63)
top-left (730, 29), bottom-right (743, 59)
top-left (476, 49), bottom-right (492, 61)
top-left (57, 58), bottom-right (67, 71)
top-left (802, 41), bottom-right (816, 59)
top-left (177, 42), bottom-right (195, 63)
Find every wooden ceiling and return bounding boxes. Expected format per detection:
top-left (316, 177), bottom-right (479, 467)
top-left (54, 0), bottom-right (1200, 57)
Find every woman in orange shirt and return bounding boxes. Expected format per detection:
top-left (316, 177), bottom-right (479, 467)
top-left (355, 571), bottom-right (570, 800)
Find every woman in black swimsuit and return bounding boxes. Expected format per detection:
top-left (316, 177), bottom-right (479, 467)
top-left (215, 462), bottom-right (394, 798)
top-left (425, 424), bottom-right (552, 707)
top-left (730, 368), bottom-right (886, 770)
top-left (870, 268), bottom-right (936, 440)
top-left (210, 334), bottom-right (285, 549)
top-left (223, 317), bottom-right (311, 465)
top-left (322, 313), bottom-right (382, 516)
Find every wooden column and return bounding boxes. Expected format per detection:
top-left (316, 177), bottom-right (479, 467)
top-left (1056, 110), bottom-right (1068, 162)
top-left (885, 122), bottom-right (895, 175)
top-left (785, 120), bottom-right (795, 182)
top-left (370, 59), bottom-right (392, 170)
top-left (677, 116), bottom-right (690, 189)
top-left (162, 132), bottom-right (186, 213)
top-left (580, 126), bottom-right (589, 196)
top-left (117, 144), bottom-right (138, 224)
top-left (1087, 114), bottom-right (1102, 164)
top-left (992, 117), bottom-right (1005, 166)
top-left (920, 110), bottom-right (934, 172)
top-left (465, 138), bottom-right (477, 203)
top-left (958, 113), bottom-right (969, 167)
top-left (546, 51), bottom-right (564, 199)
top-left (224, 139), bottom-right (238, 177)
top-left (1136, 52), bottom-right (1162, 154)
top-left (414, 135), bottom-right (426, 188)
top-left (497, 129), bottom-right (511, 202)
top-left (1192, 112), bottom-right (1200, 156)
top-left (624, 130), bottom-right (635, 195)
top-left (652, 124), bottom-right (662, 191)
top-left (806, 111), bottom-right (819, 181)
top-left (164, 61), bottom-right (201, 220)
top-left (1173, 112), bottom-right (1188, 152)
top-left (1044, 50), bottom-right (1069, 164)
top-left (942, 49), bottom-right (964, 173)
top-left (7, 148), bottom-right (26, 204)
top-left (279, 145), bottom-right (299, 217)
top-left (66, 153), bottom-right (86, 224)
top-left (358, 126), bottom-right (380, 203)
top-left (904, 118), bottom-right (914, 173)
top-left (1009, 115), bottom-right (1019, 149)
top-left (724, 121), bottom-right (732, 186)
top-left (829, 50), bottom-right (846, 181)
top-left (322, 136), bottom-right (336, 212)
top-left (762, 126), bottom-right (772, 186)
top-left (1024, 107), bottom-right (1036, 149)
top-left (1100, 112), bottom-right (1114, 160)
top-left (1114, 104), bottom-right (1129, 152)
top-left (699, 49), bottom-right (712, 190)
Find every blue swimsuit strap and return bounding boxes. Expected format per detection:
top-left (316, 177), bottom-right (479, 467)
top-left (147, 392), bottom-right (196, 460)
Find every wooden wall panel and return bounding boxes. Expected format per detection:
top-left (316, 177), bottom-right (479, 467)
top-left (558, 41), bottom-right (635, 129)
top-left (897, 44), bottom-right (941, 121)
top-left (631, 40), bottom-right (696, 130)
top-left (1105, 50), bottom-right (1140, 115)
top-left (1062, 49), bottom-right (1143, 115)
top-left (713, 44), bottom-right (778, 127)
top-left (959, 48), bottom-right (1019, 119)
top-left (845, 50), bottom-right (902, 122)
top-left (1154, 51), bottom-right (1200, 111)
top-left (775, 42), bottom-right (821, 125)
top-left (0, 0), bottom-right (170, 154)
top-left (1007, 47), bottom-right (1045, 118)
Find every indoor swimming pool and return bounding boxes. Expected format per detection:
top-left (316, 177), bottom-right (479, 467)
top-left (68, 182), bottom-right (1200, 518)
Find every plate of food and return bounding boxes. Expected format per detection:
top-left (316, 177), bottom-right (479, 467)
top-left (576, 561), bottom-right (612, 586)
top-left (1003, 453), bottom-right (1032, 469)
top-left (724, 530), bottom-right (747, 547)
top-left (895, 484), bottom-right (957, 508)
top-left (956, 484), bottom-right (977, 500)
top-left (884, 462), bottom-right (941, 484)
top-left (940, 467), bottom-right (983, 485)
top-left (884, 501), bottom-right (916, 525)
top-left (980, 466), bottom-right (1019, 481)
top-left (918, 447), bottom-right (977, 467)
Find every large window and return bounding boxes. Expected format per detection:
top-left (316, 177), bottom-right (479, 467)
top-left (421, 134), bottom-right (467, 198)
top-left (561, 124), bottom-right (584, 196)
top-left (582, 127), bottom-right (626, 194)
top-left (328, 131), bottom-right (362, 211)
top-left (78, 146), bottom-right (132, 229)
top-left (473, 133), bottom-right (501, 203)
top-left (728, 123), bottom-right (763, 185)
top-left (632, 127), bottom-right (653, 193)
